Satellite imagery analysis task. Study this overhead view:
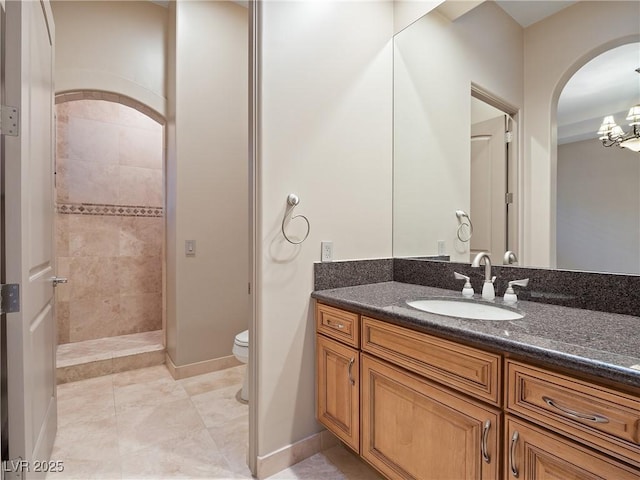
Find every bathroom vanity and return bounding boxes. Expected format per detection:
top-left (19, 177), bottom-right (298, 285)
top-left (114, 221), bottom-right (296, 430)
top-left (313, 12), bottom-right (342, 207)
top-left (313, 282), bottom-right (640, 479)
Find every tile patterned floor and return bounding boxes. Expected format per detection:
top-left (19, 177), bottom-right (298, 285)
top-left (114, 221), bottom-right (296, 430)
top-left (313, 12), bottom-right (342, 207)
top-left (47, 364), bottom-right (382, 480)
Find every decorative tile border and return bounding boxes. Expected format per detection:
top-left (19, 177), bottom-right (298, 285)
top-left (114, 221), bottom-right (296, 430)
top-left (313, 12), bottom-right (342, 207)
top-left (57, 202), bottom-right (163, 218)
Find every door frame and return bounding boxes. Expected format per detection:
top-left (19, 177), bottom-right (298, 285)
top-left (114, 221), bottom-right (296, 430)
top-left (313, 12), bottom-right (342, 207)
top-left (248, 1), bottom-right (260, 475)
top-left (471, 84), bottom-right (521, 260)
top-left (0, 0), bottom-right (6, 467)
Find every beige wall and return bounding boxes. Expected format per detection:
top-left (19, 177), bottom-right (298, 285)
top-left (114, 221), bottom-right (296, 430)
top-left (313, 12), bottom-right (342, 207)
top-left (166, 0), bottom-right (249, 367)
top-left (51, 1), bottom-right (167, 115)
top-left (393, 1), bottom-right (523, 260)
top-left (523, 1), bottom-right (640, 267)
top-left (557, 138), bottom-right (640, 274)
top-left (55, 100), bottom-right (164, 344)
top-left (257, 0), bottom-right (393, 460)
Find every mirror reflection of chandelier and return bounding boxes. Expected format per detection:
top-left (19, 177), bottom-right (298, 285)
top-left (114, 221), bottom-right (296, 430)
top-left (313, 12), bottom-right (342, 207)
top-left (597, 104), bottom-right (640, 152)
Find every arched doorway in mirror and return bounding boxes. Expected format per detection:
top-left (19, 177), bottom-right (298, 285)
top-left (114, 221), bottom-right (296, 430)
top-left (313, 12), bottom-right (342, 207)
top-left (556, 42), bottom-right (640, 275)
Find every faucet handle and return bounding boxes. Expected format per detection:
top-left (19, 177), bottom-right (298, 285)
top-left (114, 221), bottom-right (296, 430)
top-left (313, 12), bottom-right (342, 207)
top-left (454, 272), bottom-right (474, 298)
top-left (503, 278), bottom-right (529, 304)
top-left (503, 251), bottom-right (518, 265)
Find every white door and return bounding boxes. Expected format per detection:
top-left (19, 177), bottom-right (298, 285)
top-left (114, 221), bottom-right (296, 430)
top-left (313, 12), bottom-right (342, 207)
top-left (4, 0), bottom-right (57, 476)
top-left (470, 115), bottom-right (507, 258)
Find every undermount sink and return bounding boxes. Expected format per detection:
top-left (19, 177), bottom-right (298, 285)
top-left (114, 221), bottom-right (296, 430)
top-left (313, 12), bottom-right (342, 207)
top-left (406, 298), bottom-right (524, 321)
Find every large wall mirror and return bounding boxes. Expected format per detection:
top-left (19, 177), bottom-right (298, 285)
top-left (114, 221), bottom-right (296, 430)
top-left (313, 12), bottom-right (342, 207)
top-left (393, 0), bottom-right (640, 275)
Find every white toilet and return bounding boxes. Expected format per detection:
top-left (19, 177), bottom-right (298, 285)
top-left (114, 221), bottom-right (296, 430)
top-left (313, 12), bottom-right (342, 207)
top-left (232, 329), bottom-right (249, 402)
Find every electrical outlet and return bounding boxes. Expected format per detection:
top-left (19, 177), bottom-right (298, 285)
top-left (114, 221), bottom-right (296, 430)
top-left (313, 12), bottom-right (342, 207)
top-left (437, 240), bottom-right (446, 256)
top-left (321, 241), bottom-right (333, 262)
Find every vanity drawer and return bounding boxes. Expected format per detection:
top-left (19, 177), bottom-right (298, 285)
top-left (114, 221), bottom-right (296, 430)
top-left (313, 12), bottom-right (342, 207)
top-left (506, 360), bottom-right (640, 467)
top-left (361, 316), bottom-right (502, 406)
top-left (316, 303), bottom-right (359, 347)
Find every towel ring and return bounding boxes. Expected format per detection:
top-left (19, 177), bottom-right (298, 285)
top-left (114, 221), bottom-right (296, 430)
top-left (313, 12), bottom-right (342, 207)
top-left (282, 194), bottom-right (310, 245)
top-left (455, 210), bottom-right (473, 242)
top-left (457, 222), bottom-right (473, 242)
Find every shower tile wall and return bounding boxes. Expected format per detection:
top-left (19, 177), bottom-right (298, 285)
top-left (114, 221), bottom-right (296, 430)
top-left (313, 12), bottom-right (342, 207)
top-left (55, 99), bottom-right (163, 344)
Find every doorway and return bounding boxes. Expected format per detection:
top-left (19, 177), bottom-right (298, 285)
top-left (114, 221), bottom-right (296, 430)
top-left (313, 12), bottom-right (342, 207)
top-left (54, 93), bottom-right (166, 383)
top-left (470, 87), bottom-right (519, 262)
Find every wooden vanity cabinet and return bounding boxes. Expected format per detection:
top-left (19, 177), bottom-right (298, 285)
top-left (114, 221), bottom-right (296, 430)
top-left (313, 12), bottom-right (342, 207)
top-left (316, 303), bottom-right (360, 452)
top-left (361, 354), bottom-right (500, 480)
top-left (505, 416), bottom-right (639, 480)
top-left (316, 302), bottom-right (359, 348)
top-left (361, 316), bottom-right (502, 406)
top-left (316, 334), bottom-right (360, 452)
top-left (316, 302), bottom-right (501, 477)
top-left (506, 359), bottom-right (640, 469)
top-left (315, 301), bottom-right (640, 479)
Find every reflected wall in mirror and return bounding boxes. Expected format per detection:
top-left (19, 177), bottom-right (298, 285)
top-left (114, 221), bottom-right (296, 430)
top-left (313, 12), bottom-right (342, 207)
top-left (393, 0), bottom-right (523, 262)
top-left (393, 0), bottom-right (640, 274)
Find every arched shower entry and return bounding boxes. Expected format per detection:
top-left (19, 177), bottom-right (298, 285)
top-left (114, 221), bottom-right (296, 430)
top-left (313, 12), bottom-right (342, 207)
top-left (54, 90), bottom-right (166, 383)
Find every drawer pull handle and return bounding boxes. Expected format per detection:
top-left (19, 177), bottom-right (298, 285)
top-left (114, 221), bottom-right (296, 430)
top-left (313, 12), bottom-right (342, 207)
top-left (348, 358), bottom-right (355, 386)
top-left (327, 319), bottom-right (345, 329)
top-left (481, 420), bottom-right (491, 463)
top-left (509, 430), bottom-right (519, 478)
top-left (542, 396), bottom-right (609, 424)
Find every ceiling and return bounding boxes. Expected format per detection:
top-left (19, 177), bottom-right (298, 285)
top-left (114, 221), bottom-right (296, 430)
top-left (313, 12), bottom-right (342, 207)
top-left (488, 1), bottom-right (638, 145)
top-left (557, 43), bottom-right (640, 145)
top-left (494, 0), bottom-right (578, 27)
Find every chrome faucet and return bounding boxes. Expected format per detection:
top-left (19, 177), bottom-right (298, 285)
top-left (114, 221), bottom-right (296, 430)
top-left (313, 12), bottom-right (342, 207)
top-left (503, 251), bottom-right (518, 265)
top-left (472, 252), bottom-right (496, 300)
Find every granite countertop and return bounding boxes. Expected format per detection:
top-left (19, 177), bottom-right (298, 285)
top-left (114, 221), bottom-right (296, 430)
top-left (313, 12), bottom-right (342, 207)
top-left (311, 281), bottom-right (640, 390)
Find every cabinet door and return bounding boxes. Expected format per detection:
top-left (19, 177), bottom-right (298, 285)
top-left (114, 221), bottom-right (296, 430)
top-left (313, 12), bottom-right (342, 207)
top-left (317, 335), bottom-right (359, 452)
top-left (505, 416), bottom-right (640, 480)
top-left (361, 354), bottom-right (500, 480)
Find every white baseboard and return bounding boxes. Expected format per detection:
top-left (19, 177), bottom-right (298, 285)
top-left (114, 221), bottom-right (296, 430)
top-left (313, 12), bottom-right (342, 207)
top-left (165, 353), bottom-right (242, 380)
top-left (256, 430), bottom-right (339, 479)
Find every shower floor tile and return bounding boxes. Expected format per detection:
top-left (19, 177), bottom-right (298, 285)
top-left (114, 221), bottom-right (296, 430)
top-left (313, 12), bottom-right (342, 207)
top-left (57, 330), bottom-right (165, 384)
top-left (48, 364), bottom-right (382, 480)
top-left (57, 330), bottom-right (164, 367)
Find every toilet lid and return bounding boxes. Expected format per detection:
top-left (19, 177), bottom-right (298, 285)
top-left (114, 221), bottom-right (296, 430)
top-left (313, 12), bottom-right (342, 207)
top-left (234, 329), bottom-right (249, 347)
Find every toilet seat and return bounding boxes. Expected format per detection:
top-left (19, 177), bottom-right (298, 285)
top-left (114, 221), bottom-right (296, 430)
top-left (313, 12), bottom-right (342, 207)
top-left (234, 329), bottom-right (248, 348)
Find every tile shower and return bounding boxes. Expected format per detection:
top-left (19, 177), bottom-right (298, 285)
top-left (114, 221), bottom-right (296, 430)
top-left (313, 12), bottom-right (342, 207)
top-left (54, 97), bottom-right (164, 379)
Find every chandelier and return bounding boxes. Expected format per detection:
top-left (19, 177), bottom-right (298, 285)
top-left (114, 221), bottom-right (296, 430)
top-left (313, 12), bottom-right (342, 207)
top-left (597, 104), bottom-right (640, 153)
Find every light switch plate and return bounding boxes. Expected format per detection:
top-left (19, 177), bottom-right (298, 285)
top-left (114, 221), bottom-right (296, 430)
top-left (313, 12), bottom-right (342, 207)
top-left (185, 240), bottom-right (196, 257)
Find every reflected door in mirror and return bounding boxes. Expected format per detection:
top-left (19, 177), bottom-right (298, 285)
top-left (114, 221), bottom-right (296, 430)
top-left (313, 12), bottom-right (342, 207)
top-left (471, 115), bottom-right (507, 259)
